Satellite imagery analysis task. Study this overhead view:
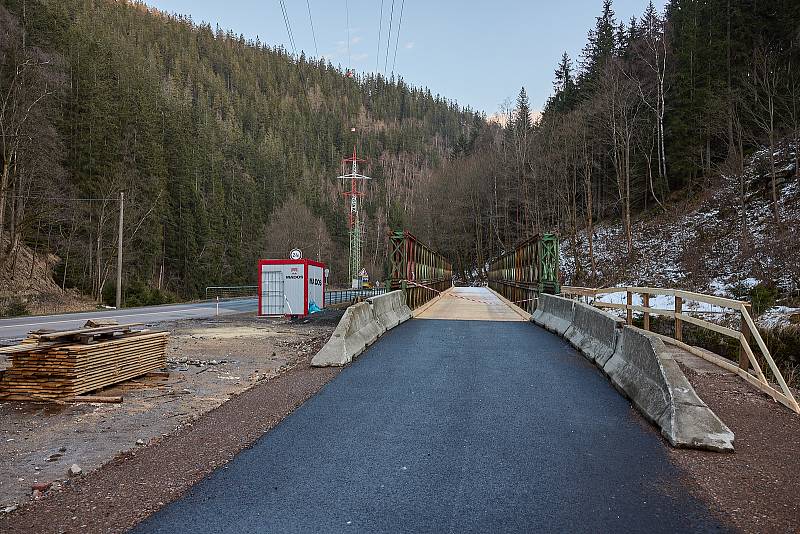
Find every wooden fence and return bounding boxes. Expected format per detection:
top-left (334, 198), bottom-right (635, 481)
top-left (561, 285), bottom-right (800, 414)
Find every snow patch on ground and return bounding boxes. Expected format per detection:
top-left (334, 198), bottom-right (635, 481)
top-left (561, 143), bottom-right (800, 328)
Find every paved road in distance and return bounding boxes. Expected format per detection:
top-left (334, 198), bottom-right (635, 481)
top-left (0, 298), bottom-right (256, 342)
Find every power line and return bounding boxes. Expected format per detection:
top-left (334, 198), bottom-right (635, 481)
top-left (384, 0), bottom-right (395, 76)
top-left (305, 0), bottom-right (319, 58)
top-left (7, 195), bottom-right (119, 202)
top-left (391, 0), bottom-right (406, 75)
top-left (278, 0), bottom-right (296, 55)
top-left (345, 0), bottom-right (351, 68)
top-left (383, 0), bottom-right (396, 75)
top-left (376, 0), bottom-right (385, 73)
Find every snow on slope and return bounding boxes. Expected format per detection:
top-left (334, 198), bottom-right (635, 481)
top-left (560, 144), bottom-right (800, 325)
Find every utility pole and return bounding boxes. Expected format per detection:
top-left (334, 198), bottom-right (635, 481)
top-left (116, 192), bottom-right (124, 309)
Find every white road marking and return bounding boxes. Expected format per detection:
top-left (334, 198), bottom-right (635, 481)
top-left (0, 306), bottom-right (235, 330)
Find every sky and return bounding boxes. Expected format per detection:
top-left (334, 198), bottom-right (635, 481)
top-left (144, 0), bottom-right (668, 116)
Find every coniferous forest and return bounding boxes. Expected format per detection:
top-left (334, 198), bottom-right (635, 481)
top-left (420, 0), bottom-right (800, 288)
top-left (1, 0), bottom-right (800, 303)
top-left (0, 0), bottom-right (477, 303)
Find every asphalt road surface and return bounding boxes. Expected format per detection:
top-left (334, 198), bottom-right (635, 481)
top-left (132, 315), bottom-right (726, 533)
top-left (0, 298), bottom-right (256, 342)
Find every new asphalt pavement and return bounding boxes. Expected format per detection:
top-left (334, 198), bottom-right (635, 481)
top-left (131, 308), bottom-right (726, 533)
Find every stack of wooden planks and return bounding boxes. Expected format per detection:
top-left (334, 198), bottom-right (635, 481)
top-left (0, 322), bottom-right (168, 401)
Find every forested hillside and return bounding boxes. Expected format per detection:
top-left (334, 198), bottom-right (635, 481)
top-left (2, 0), bottom-right (799, 310)
top-left (423, 0), bottom-right (800, 297)
top-left (0, 0), bottom-right (477, 305)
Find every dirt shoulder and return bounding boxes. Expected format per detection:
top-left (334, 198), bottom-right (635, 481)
top-left (670, 358), bottom-right (800, 533)
top-left (0, 310), bottom-right (342, 532)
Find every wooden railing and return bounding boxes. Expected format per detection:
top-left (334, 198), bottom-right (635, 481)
top-left (561, 286), bottom-right (800, 414)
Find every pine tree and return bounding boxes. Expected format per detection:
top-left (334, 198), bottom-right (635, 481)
top-left (512, 87), bottom-right (532, 136)
top-left (578, 0), bottom-right (617, 96)
top-left (546, 52), bottom-right (577, 114)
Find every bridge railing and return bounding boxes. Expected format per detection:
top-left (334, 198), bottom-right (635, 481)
top-left (389, 230), bottom-right (453, 309)
top-left (487, 234), bottom-right (560, 314)
top-left (324, 288), bottom-right (387, 306)
top-left (207, 286), bottom-right (386, 307)
top-left (561, 285), bottom-right (800, 414)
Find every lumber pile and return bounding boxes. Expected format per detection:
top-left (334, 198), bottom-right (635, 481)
top-left (0, 322), bottom-right (168, 401)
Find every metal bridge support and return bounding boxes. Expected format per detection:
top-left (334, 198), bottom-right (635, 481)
top-left (487, 233), bottom-right (560, 314)
top-left (389, 230), bottom-right (453, 309)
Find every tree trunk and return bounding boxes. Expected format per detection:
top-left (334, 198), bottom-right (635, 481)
top-left (0, 159), bottom-right (10, 255)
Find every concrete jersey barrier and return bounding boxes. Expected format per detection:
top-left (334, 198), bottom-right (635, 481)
top-left (311, 291), bottom-right (412, 367)
top-left (530, 293), bottom-right (574, 336)
top-left (529, 295), bottom-right (734, 452)
top-left (602, 326), bottom-right (734, 451)
top-left (564, 300), bottom-right (625, 366)
top-left (368, 290), bottom-right (412, 331)
top-left (311, 302), bottom-right (380, 367)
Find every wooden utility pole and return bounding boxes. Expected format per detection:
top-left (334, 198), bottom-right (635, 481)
top-left (116, 192), bottom-right (124, 310)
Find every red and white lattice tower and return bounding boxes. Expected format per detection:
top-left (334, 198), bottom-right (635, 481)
top-left (338, 146), bottom-right (371, 286)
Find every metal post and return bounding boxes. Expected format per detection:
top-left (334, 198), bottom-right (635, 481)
top-left (115, 192), bottom-right (124, 310)
top-left (216, 296), bottom-right (220, 316)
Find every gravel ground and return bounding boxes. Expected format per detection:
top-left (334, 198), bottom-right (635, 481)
top-left (671, 361), bottom-right (800, 533)
top-left (0, 347), bottom-right (341, 533)
top-left (0, 309), bottom-right (341, 524)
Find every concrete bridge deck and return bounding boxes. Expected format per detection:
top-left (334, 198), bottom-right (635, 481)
top-left (132, 290), bottom-right (725, 533)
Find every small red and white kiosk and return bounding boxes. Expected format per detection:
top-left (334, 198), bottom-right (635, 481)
top-left (257, 258), bottom-right (326, 317)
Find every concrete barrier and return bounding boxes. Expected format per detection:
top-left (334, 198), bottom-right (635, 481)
top-left (311, 291), bottom-right (411, 367)
top-left (603, 326), bottom-right (734, 452)
top-left (311, 302), bottom-right (382, 367)
top-left (564, 301), bottom-right (625, 366)
top-left (368, 290), bottom-right (412, 331)
top-left (530, 293), bottom-right (575, 336)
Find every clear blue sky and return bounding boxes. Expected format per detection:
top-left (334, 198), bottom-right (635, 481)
top-left (145, 0), bottom-right (667, 115)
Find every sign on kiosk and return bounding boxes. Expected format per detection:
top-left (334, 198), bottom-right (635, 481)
top-left (257, 257), bottom-right (326, 317)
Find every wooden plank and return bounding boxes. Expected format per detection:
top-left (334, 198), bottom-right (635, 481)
top-left (738, 336), bottom-right (768, 384)
top-left (627, 286), bottom-right (675, 296)
top-left (675, 295), bottom-right (683, 342)
top-left (37, 323), bottom-right (145, 341)
top-left (741, 310), bottom-right (800, 412)
top-left (642, 292), bottom-right (650, 331)
top-left (0, 342), bottom-right (59, 354)
top-left (629, 306), bottom-right (674, 316)
top-left (626, 290), bottom-right (633, 326)
top-left (594, 302), bottom-right (627, 310)
top-left (560, 286), bottom-right (597, 297)
top-left (66, 395), bottom-right (123, 403)
top-left (654, 333), bottom-right (799, 414)
top-left (674, 290), bottom-right (746, 310)
top-left (739, 303), bottom-right (752, 370)
top-left (592, 288), bottom-right (628, 296)
top-left (0, 329), bottom-right (168, 400)
top-left (679, 313), bottom-right (740, 338)
top-left (83, 319), bottom-right (120, 328)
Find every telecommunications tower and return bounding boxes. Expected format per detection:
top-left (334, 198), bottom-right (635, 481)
top-left (338, 146), bottom-right (371, 288)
